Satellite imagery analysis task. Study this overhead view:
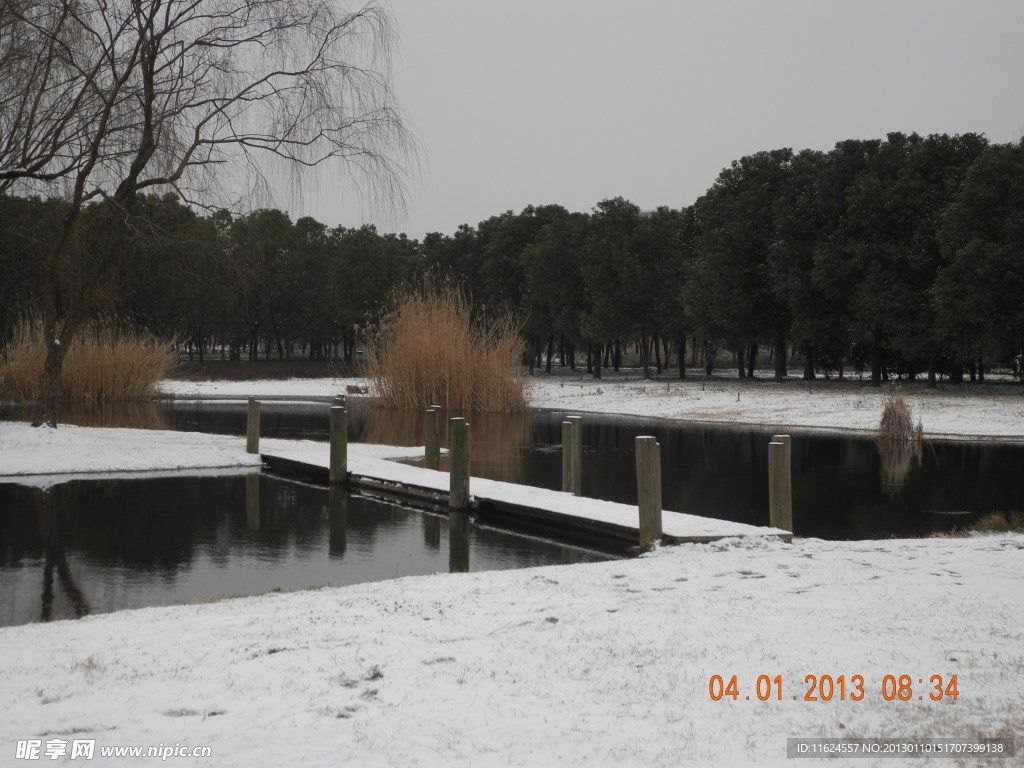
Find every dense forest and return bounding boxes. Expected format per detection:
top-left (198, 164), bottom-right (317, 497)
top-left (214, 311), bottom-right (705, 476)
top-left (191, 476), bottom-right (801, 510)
top-left (3, 131), bottom-right (1023, 385)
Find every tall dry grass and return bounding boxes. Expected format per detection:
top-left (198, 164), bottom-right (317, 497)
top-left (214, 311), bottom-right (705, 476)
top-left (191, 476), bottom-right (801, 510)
top-left (876, 385), bottom-right (924, 489)
top-left (364, 285), bottom-right (527, 412)
top-left (0, 317), bottom-right (178, 401)
top-left (877, 386), bottom-right (924, 443)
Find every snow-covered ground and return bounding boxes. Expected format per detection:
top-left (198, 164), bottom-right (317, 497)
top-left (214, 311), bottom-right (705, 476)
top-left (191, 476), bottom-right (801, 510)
top-left (160, 371), bottom-right (1024, 441)
top-left (1, 374), bottom-right (1022, 766)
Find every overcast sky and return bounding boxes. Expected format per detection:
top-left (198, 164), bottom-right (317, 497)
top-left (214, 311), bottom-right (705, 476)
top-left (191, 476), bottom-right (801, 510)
top-left (298, 0), bottom-right (1024, 239)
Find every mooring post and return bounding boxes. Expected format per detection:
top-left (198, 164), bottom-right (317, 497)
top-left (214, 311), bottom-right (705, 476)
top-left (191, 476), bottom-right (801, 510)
top-left (561, 421), bottom-right (572, 492)
top-left (567, 415), bottom-right (583, 496)
top-left (328, 485), bottom-right (348, 557)
top-left (635, 436), bottom-right (663, 548)
top-left (246, 398), bottom-right (260, 454)
top-left (425, 406), bottom-right (441, 470)
top-left (329, 405), bottom-right (348, 485)
top-left (449, 510), bottom-right (470, 573)
top-left (769, 435), bottom-right (793, 532)
top-left (449, 417), bottom-right (470, 510)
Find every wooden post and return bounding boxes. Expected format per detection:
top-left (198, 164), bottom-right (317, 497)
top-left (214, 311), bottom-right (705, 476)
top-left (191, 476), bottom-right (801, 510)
top-left (449, 510), bottom-right (470, 573)
top-left (246, 398), bottom-right (260, 454)
top-left (561, 421), bottom-right (571, 492)
top-left (328, 485), bottom-right (348, 557)
top-left (769, 436), bottom-right (793, 532)
top-left (635, 436), bottom-right (663, 548)
top-left (425, 406), bottom-right (441, 470)
top-left (567, 415), bottom-right (582, 496)
top-left (449, 417), bottom-right (470, 510)
top-left (329, 405), bottom-right (348, 485)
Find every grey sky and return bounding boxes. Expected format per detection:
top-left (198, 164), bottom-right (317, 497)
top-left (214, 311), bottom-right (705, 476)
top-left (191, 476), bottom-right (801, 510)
top-left (300, 1), bottom-right (1024, 239)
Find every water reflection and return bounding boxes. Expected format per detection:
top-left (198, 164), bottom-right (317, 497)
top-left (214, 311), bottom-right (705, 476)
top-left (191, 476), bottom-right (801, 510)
top-left (0, 474), bottom-right (606, 628)
top-left (0, 400), bottom-right (168, 430)
top-left (35, 488), bottom-right (91, 621)
top-left (3, 399), bottom-right (1023, 541)
top-left (362, 407), bottom-right (533, 484)
top-left (876, 438), bottom-right (923, 492)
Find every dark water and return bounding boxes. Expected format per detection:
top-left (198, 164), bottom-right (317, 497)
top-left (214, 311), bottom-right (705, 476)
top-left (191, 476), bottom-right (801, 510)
top-left (0, 473), bottom-right (605, 627)
top-left (3, 399), bottom-right (1022, 542)
top-left (153, 400), bottom-right (1024, 540)
top-left (2, 398), bottom-right (1022, 626)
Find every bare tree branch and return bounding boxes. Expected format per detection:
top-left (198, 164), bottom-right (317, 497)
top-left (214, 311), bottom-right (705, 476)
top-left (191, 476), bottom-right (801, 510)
top-left (0, 0), bottom-right (415, 426)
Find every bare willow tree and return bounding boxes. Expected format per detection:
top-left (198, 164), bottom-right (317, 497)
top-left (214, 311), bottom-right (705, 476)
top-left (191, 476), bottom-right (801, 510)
top-left (0, 0), bottom-right (414, 425)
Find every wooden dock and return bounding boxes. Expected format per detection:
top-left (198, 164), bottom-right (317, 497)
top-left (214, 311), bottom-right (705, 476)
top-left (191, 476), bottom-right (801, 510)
top-left (259, 438), bottom-right (792, 554)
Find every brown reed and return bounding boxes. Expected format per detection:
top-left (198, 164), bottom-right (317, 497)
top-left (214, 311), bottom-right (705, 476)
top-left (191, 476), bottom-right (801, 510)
top-left (364, 284), bottom-right (527, 412)
top-left (875, 385), bottom-right (924, 490)
top-left (0, 316), bottom-right (178, 401)
top-left (877, 386), bottom-right (924, 443)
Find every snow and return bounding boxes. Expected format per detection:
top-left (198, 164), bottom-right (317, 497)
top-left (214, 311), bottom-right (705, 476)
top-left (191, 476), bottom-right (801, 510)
top-left (2, 374), bottom-right (1023, 766)
top-left (159, 371), bottom-right (1024, 440)
top-left (0, 421), bottom-right (262, 482)
top-left (259, 436), bottom-right (791, 542)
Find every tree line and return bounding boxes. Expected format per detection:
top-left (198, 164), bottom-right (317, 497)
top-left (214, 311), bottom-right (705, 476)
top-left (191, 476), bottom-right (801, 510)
top-left (4, 131), bottom-right (1024, 385)
top-left (0, 195), bottom-right (417, 363)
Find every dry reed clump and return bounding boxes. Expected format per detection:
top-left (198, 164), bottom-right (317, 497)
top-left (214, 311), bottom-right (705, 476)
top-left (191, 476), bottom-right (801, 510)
top-left (876, 386), bottom-right (924, 443)
top-left (364, 285), bottom-right (527, 412)
top-left (968, 511), bottom-right (1024, 533)
top-left (875, 386), bottom-right (924, 489)
top-left (0, 317), bottom-right (178, 401)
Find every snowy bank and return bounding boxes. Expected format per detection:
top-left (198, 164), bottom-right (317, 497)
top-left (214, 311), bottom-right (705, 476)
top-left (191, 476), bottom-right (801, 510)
top-left (1, 534), bottom-right (1020, 767)
top-left (0, 421), bottom-right (261, 483)
top-left (1, 376), bottom-right (1022, 766)
top-left (158, 372), bottom-right (1024, 441)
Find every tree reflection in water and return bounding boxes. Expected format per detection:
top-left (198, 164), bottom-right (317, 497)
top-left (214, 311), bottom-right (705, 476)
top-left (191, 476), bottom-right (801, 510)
top-left (35, 488), bottom-right (91, 621)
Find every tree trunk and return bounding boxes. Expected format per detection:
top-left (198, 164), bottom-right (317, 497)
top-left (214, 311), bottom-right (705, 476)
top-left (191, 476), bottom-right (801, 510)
top-left (747, 342), bottom-right (757, 379)
top-left (736, 346), bottom-right (745, 379)
top-left (773, 332), bottom-right (786, 381)
top-left (545, 334), bottom-right (554, 374)
top-left (870, 324), bottom-right (883, 387)
top-left (949, 361), bottom-right (964, 385)
top-left (31, 338), bottom-right (72, 427)
top-left (593, 342), bottom-right (602, 379)
top-left (640, 333), bottom-right (651, 379)
top-left (803, 344), bottom-right (815, 381)
top-left (677, 332), bottom-right (686, 379)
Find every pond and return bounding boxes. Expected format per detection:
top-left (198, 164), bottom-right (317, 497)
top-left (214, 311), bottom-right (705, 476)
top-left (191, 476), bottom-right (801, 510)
top-left (156, 399), bottom-right (1023, 540)
top-left (2, 397), bottom-right (1022, 628)
top-left (0, 473), bottom-right (605, 628)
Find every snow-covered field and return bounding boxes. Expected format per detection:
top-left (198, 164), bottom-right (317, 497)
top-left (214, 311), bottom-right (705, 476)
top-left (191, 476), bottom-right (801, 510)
top-left (161, 371), bottom-right (1024, 441)
top-left (1, 373), bottom-right (1022, 766)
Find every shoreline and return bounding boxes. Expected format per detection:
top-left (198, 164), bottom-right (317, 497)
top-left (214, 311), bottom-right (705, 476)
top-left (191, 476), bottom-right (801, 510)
top-left (1, 375), bottom-right (1022, 766)
top-left (157, 370), bottom-right (1024, 443)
